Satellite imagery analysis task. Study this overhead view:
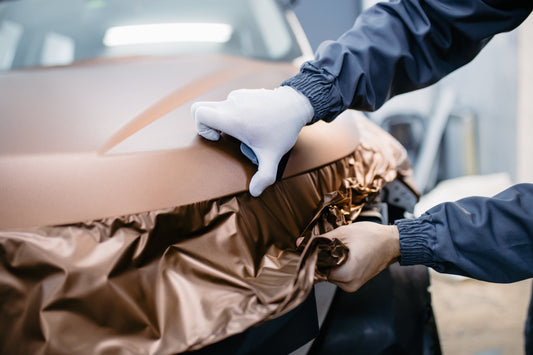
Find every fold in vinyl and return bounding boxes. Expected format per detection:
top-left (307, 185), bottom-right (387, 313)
top-left (0, 118), bottom-right (415, 354)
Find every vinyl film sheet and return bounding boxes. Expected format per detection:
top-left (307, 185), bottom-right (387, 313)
top-left (0, 118), bottom-right (415, 354)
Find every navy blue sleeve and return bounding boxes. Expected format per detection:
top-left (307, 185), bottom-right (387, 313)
top-left (396, 184), bottom-right (533, 283)
top-left (283, 0), bottom-right (532, 123)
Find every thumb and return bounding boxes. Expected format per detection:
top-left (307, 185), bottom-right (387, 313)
top-left (249, 151), bottom-right (280, 197)
top-left (193, 106), bottom-right (223, 141)
top-left (196, 122), bottom-right (221, 141)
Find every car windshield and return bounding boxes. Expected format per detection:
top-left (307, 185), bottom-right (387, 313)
top-left (0, 0), bottom-right (303, 71)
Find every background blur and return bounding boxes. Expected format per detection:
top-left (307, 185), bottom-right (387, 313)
top-left (292, 1), bottom-right (533, 354)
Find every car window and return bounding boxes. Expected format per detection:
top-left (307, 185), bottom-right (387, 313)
top-left (0, 0), bottom-right (303, 71)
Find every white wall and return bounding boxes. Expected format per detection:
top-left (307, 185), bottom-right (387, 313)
top-left (517, 13), bottom-right (533, 183)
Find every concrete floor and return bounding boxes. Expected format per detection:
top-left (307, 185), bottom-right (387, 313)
top-left (431, 271), bottom-right (532, 355)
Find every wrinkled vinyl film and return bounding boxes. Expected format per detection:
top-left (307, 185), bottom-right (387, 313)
top-left (0, 118), bottom-right (415, 354)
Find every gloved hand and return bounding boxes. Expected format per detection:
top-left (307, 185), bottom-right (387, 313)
top-left (323, 222), bottom-right (401, 292)
top-left (191, 86), bottom-right (314, 196)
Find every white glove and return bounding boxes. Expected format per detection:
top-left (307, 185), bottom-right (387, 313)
top-left (191, 86), bottom-right (314, 197)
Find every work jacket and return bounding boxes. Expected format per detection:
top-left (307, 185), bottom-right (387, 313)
top-left (284, 0), bottom-right (532, 123)
top-left (284, 0), bottom-right (533, 282)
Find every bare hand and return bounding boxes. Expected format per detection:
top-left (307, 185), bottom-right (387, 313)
top-left (324, 222), bottom-right (401, 292)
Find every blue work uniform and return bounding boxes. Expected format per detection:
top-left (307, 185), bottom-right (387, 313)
top-left (284, 0), bottom-right (533, 281)
top-left (284, 0), bottom-right (533, 351)
top-left (284, 0), bottom-right (532, 123)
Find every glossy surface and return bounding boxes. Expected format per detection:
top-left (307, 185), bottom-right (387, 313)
top-left (0, 117), bottom-right (413, 354)
top-left (0, 0), bottom-right (305, 70)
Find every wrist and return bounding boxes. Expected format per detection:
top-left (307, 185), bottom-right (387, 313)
top-left (278, 86), bottom-right (314, 125)
top-left (384, 225), bottom-right (401, 262)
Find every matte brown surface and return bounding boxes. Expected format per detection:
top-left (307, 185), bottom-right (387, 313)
top-left (0, 116), bottom-right (414, 354)
top-left (0, 55), bottom-right (360, 229)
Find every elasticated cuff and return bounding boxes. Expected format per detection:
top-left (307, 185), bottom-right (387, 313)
top-left (281, 64), bottom-right (344, 123)
top-left (395, 217), bottom-right (436, 267)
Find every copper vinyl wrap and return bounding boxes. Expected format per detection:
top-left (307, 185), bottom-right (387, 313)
top-left (0, 118), bottom-right (415, 354)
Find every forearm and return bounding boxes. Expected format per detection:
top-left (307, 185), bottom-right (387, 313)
top-left (397, 183), bottom-right (533, 283)
top-left (284, 0), bottom-right (532, 122)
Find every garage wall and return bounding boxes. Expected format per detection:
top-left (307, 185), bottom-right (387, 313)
top-left (291, 0), bottom-right (360, 51)
top-left (517, 12), bottom-right (533, 183)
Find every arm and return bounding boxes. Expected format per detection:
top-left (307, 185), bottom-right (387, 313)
top-left (192, 0), bottom-right (532, 196)
top-left (327, 184), bottom-right (533, 292)
top-left (284, 0), bottom-right (532, 122)
top-left (398, 183), bottom-right (533, 283)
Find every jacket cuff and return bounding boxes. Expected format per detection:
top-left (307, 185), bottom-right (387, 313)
top-left (395, 217), bottom-right (436, 267)
top-left (281, 63), bottom-right (344, 123)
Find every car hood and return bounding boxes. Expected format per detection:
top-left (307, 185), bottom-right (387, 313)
top-left (0, 55), bottom-right (418, 354)
top-left (1, 55), bottom-right (297, 155)
top-left (0, 55), bottom-right (361, 229)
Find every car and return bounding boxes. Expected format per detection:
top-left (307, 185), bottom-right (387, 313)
top-left (0, 0), bottom-right (440, 354)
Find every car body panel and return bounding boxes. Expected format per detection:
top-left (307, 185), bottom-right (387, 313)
top-left (0, 115), bottom-right (413, 354)
top-left (0, 2), bottom-right (436, 354)
top-left (0, 55), bottom-right (360, 229)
